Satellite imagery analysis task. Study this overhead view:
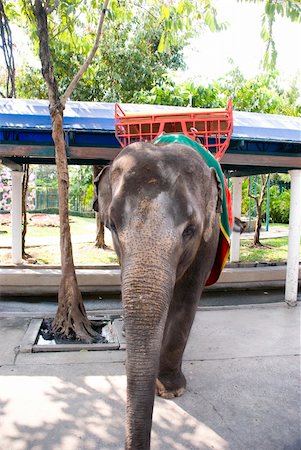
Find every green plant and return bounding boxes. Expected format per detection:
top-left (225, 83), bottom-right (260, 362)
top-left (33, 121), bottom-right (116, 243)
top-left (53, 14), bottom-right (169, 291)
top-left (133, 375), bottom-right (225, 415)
top-left (269, 186), bottom-right (290, 223)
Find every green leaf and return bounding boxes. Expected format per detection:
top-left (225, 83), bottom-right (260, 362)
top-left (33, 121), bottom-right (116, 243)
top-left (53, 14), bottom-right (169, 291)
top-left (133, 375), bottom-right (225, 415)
top-left (158, 31), bottom-right (165, 53)
top-left (161, 4), bottom-right (170, 20)
top-left (205, 10), bottom-right (217, 32)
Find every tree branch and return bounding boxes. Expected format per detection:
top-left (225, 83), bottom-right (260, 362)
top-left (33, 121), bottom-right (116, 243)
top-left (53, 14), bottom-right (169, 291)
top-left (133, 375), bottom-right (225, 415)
top-left (259, 174), bottom-right (270, 204)
top-left (132, 2), bottom-right (157, 21)
top-left (46, 0), bottom-right (59, 15)
top-left (61, 0), bottom-right (110, 107)
top-left (50, 11), bottom-right (82, 42)
top-left (248, 178), bottom-right (257, 200)
top-left (0, 0), bottom-right (16, 98)
top-left (33, 0), bottom-right (60, 110)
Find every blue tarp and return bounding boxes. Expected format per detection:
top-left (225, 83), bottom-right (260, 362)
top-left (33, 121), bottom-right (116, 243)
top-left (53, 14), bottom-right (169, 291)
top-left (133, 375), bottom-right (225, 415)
top-left (0, 98), bottom-right (300, 144)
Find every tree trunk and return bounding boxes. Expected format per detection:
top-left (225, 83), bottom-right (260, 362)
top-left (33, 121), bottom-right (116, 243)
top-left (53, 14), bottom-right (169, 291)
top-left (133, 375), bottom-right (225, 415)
top-left (33, 0), bottom-right (109, 342)
top-left (51, 108), bottom-right (98, 342)
top-left (95, 216), bottom-right (107, 248)
top-left (93, 165), bottom-right (107, 248)
top-left (253, 200), bottom-right (263, 246)
top-left (0, 0), bottom-right (16, 98)
top-left (21, 164), bottom-right (30, 259)
top-left (249, 175), bottom-right (270, 247)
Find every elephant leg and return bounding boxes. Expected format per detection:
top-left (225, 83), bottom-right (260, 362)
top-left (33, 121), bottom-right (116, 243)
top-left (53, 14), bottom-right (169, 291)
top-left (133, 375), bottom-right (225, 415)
top-left (156, 243), bottom-right (215, 399)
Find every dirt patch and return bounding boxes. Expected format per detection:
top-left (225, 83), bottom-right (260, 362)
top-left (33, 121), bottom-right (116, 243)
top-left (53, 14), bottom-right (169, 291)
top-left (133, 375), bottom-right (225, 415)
top-left (0, 213), bottom-right (11, 226)
top-left (0, 213), bottom-right (75, 227)
top-left (29, 214), bottom-right (63, 227)
top-left (0, 242), bottom-right (118, 265)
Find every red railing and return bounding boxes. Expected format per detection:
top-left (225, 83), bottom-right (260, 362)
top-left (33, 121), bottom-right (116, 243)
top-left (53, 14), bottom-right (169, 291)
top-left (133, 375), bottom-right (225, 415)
top-left (115, 99), bottom-right (233, 161)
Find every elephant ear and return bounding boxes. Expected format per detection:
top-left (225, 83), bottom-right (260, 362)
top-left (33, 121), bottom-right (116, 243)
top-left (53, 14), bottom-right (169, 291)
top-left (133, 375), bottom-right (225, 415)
top-left (93, 166), bottom-right (111, 223)
top-left (203, 167), bottom-right (223, 242)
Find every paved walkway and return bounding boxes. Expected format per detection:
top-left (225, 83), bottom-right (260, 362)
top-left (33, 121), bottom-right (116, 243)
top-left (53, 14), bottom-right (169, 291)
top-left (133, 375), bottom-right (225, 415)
top-left (0, 303), bottom-right (300, 450)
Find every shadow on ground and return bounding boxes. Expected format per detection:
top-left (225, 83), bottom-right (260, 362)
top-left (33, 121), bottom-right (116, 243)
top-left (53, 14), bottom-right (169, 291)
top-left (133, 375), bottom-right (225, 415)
top-left (0, 370), bottom-right (231, 450)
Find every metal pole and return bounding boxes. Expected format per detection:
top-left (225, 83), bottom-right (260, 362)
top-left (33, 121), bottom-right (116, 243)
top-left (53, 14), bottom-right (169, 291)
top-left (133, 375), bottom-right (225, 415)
top-left (285, 170), bottom-right (301, 307)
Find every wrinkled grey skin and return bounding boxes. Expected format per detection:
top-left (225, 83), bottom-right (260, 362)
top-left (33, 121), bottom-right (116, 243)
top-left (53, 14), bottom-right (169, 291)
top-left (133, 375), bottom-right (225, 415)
top-left (93, 142), bottom-right (222, 450)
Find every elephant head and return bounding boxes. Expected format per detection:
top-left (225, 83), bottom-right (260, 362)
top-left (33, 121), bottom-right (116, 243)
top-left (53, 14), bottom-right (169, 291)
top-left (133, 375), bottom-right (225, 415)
top-left (93, 141), bottom-right (222, 449)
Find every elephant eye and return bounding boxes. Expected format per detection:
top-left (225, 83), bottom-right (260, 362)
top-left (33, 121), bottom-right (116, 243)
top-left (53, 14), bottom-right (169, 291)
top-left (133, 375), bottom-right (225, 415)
top-left (182, 224), bottom-right (196, 240)
top-left (107, 220), bottom-right (117, 233)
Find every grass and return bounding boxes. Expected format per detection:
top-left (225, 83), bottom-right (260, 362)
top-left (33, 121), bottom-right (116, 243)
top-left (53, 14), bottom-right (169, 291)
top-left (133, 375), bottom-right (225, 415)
top-left (1, 215), bottom-right (96, 238)
top-left (0, 214), bottom-right (299, 266)
top-left (240, 237), bottom-right (292, 263)
top-left (0, 214), bottom-right (117, 265)
top-left (28, 242), bottom-right (119, 266)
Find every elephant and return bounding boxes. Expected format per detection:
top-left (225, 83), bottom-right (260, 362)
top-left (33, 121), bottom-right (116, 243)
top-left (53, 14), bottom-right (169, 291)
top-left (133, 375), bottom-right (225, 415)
top-left (93, 138), bottom-right (224, 450)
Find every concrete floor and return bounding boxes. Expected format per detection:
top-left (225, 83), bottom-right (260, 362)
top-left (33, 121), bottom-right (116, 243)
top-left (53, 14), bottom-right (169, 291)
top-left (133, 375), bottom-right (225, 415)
top-left (0, 301), bottom-right (300, 450)
top-left (0, 286), bottom-right (297, 317)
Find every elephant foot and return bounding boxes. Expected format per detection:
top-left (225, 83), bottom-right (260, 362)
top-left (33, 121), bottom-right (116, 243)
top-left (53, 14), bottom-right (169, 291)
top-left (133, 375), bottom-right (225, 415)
top-left (155, 372), bottom-right (186, 399)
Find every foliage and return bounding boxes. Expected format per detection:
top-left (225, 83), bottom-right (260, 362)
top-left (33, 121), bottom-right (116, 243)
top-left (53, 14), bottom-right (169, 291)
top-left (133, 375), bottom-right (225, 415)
top-left (220, 66), bottom-right (301, 116)
top-left (11, 0), bottom-right (225, 102)
top-left (3, 0), bottom-right (301, 101)
top-left (268, 185), bottom-right (290, 224)
top-left (241, 178), bottom-right (250, 218)
top-left (33, 165), bottom-right (93, 212)
top-left (241, 175), bottom-right (291, 225)
top-left (34, 165), bottom-right (57, 187)
top-left (134, 75), bottom-right (225, 107)
top-left (135, 66), bottom-right (300, 116)
top-left (237, 0), bottom-right (301, 70)
top-left (69, 166), bottom-right (93, 211)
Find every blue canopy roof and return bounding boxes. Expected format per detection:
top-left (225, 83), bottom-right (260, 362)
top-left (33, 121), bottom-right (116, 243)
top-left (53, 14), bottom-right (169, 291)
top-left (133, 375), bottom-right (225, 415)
top-left (0, 99), bottom-right (300, 176)
top-left (0, 98), bottom-right (300, 144)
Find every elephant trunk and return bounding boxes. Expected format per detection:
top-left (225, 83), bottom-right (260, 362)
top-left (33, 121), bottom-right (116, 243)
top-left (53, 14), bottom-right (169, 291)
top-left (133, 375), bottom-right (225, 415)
top-left (122, 255), bottom-right (175, 450)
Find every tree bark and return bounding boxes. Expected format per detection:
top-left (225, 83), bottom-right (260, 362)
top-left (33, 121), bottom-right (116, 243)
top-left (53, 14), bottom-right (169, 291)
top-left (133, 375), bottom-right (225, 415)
top-left (0, 0), bottom-right (16, 98)
top-left (93, 165), bottom-right (107, 248)
top-left (51, 110), bottom-right (98, 341)
top-left (253, 198), bottom-right (263, 246)
top-left (21, 164), bottom-right (31, 259)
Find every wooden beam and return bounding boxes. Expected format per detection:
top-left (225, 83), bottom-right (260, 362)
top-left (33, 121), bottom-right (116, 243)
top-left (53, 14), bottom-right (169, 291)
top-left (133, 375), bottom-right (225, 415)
top-left (0, 144), bottom-right (120, 161)
top-left (1, 143), bottom-right (300, 169)
top-left (0, 145), bottom-right (55, 157)
top-left (68, 146), bottom-right (120, 160)
top-left (222, 153), bottom-right (301, 168)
